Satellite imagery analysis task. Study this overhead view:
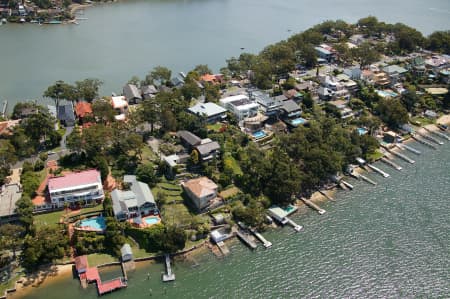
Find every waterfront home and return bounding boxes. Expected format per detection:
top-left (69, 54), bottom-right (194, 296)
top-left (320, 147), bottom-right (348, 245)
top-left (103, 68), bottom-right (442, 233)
top-left (75, 101), bottom-right (93, 125)
top-left (249, 90), bottom-right (282, 117)
top-left (194, 139), bottom-right (221, 162)
top-left (267, 205), bottom-right (298, 225)
top-left (141, 85), bottom-right (158, 99)
top-left (57, 102), bottom-right (75, 127)
top-left (171, 77), bottom-right (185, 88)
top-left (200, 73), bottom-right (223, 85)
top-left (111, 175), bottom-right (158, 221)
top-left (182, 177), bottom-right (219, 211)
top-left (177, 130), bottom-right (202, 149)
top-left (123, 84), bottom-right (142, 104)
top-left (187, 102), bottom-right (227, 123)
top-left (47, 169), bottom-right (104, 209)
top-left (315, 46), bottom-right (334, 62)
top-left (120, 244), bottom-right (133, 262)
top-left (0, 119), bottom-right (20, 137)
top-left (219, 94), bottom-right (259, 121)
top-left (210, 227), bottom-right (233, 244)
top-left (111, 96), bottom-right (128, 121)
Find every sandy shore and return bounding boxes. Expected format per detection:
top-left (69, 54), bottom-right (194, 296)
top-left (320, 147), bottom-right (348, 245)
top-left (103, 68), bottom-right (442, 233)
top-left (437, 114), bottom-right (450, 125)
top-left (8, 264), bottom-right (73, 299)
top-left (69, 3), bottom-right (93, 15)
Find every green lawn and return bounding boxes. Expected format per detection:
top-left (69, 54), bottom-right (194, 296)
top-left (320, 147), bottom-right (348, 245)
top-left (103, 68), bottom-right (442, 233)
top-left (367, 150), bottom-right (384, 162)
top-left (224, 155), bottom-right (243, 176)
top-left (87, 253), bottom-right (116, 266)
top-left (207, 123), bottom-right (223, 132)
top-left (410, 116), bottom-right (436, 126)
top-left (161, 203), bottom-right (199, 228)
top-left (141, 146), bottom-right (158, 162)
top-left (34, 205), bottom-right (104, 228)
top-left (152, 181), bottom-right (184, 204)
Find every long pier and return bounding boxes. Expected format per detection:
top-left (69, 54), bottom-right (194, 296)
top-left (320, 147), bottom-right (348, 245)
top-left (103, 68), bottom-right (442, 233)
top-left (341, 180), bottom-right (354, 190)
top-left (424, 127), bottom-right (450, 141)
top-left (367, 164), bottom-right (390, 178)
top-left (249, 228), bottom-right (272, 248)
top-left (300, 198), bottom-right (326, 214)
top-left (387, 149), bottom-right (415, 164)
top-left (411, 135), bottom-right (437, 149)
top-left (236, 230), bottom-right (258, 249)
top-left (359, 174), bottom-right (377, 185)
top-left (396, 143), bottom-right (421, 155)
top-left (381, 157), bottom-right (402, 171)
top-left (162, 254), bottom-right (175, 282)
top-left (1, 100), bottom-right (6, 118)
top-left (285, 217), bottom-right (303, 232)
top-left (416, 132), bottom-right (444, 145)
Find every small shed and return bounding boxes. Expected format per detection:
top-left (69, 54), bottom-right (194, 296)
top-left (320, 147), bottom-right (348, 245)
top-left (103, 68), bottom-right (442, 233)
top-left (121, 244), bottom-right (133, 262)
top-left (212, 213), bottom-right (225, 225)
top-left (74, 255), bottom-right (88, 275)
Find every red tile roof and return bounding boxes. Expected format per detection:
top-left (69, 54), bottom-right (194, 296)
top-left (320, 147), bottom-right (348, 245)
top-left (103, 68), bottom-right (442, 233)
top-left (48, 169), bottom-right (101, 191)
top-left (75, 255), bottom-right (88, 272)
top-left (75, 102), bottom-right (93, 118)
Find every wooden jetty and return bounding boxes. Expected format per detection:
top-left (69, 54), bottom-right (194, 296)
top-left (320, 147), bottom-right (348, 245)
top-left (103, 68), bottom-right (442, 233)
top-left (249, 228), bottom-right (272, 248)
top-left (396, 143), bottom-right (421, 155)
top-left (1, 100), bottom-right (6, 118)
top-left (389, 150), bottom-right (415, 164)
top-left (424, 126), bottom-right (450, 141)
top-left (381, 157), bottom-right (402, 171)
top-left (217, 241), bottom-right (230, 255)
top-left (416, 132), bottom-right (444, 145)
top-left (285, 217), bottom-right (303, 232)
top-left (84, 267), bottom-right (127, 295)
top-left (318, 189), bottom-right (335, 202)
top-left (367, 164), bottom-right (390, 178)
top-left (341, 180), bottom-right (354, 190)
top-left (359, 174), bottom-right (377, 185)
top-left (300, 198), bottom-right (326, 214)
top-left (162, 254), bottom-right (175, 282)
top-left (411, 135), bottom-right (437, 149)
top-left (236, 230), bottom-right (258, 249)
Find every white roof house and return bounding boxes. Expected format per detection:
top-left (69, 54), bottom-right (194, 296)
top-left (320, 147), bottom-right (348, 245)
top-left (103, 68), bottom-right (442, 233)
top-left (219, 95), bottom-right (259, 121)
top-left (188, 102), bottom-right (227, 123)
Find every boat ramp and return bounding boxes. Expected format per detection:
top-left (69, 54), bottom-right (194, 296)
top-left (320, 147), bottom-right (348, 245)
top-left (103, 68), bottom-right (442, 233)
top-left (300, 198), bottom-right (326, 215)
top-left (162, 254), bottom-right (175, 282)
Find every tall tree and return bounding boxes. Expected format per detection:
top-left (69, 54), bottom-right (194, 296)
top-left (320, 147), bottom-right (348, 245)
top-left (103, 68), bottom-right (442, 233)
top-left (0, 140), bottom-right (17, 185)
top-left (75, 78), bottom-right (103, 102)
top-left (43, 80), bottom-right (77, 110)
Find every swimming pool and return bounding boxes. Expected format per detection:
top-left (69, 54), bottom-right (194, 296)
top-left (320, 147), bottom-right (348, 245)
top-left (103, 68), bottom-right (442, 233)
top-left (357, 128), bottom-right (368, 135)
top-left (376, 90), bottom-right (398, 98)
top-left (79, 216), bottom-right (106, 231)
top-left (144, 216), bottom-right (160, 225)
top-left (252, 130), bottom-right (267, 139)
top-left (290, 117), bottom-right (306, 126)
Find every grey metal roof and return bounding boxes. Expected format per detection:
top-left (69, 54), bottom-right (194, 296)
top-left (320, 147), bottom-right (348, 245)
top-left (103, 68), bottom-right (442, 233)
top-left (111, 176), bottom-right (156, 217)
top-left (57, 103), bottom-right (75, 122)
top-left (188, 102), bottom-right (227, 117)
top-left (123, 84), bottom-right (142, 101)
top-left (121, 243), bottom-right (132, 256)
top-left (281, 100), bottom-right (301, 113)
top-left (177, 130), bottom-right (202, 146)
top-left (141, 85), bottom-right (158, 95)
top-left (195, 141), bottom-right (220, 156)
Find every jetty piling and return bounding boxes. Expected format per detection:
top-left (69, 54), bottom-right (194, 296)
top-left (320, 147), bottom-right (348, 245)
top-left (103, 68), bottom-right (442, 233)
top-left (387, 150), bottom-right (415, 164)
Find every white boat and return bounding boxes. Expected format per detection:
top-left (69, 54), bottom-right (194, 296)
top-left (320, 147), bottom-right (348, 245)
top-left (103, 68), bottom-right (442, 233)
top-left (1, 18), bottom-right (6, 24)
top-left (19, 18), bottom-right (26, 23)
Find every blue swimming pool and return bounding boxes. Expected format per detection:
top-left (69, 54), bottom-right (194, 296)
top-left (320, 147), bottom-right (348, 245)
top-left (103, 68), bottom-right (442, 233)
top-left (252, 130), bottom-right (267, 139)
top-left (376, 90), bottom-right (398, 98)
top-left (357, 128), bottom-right (368, 135)
top-left (144, 216), bottom-right (160, 225)
top-left (291, 117), bottom-right (306, 126)
top-left (79, 216), bottom-right (106, 231)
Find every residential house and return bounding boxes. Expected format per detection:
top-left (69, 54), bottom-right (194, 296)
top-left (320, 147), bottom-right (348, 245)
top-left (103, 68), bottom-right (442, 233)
top-left (372, 71), bottom-right (390, 87)
top-left (250, 90), bottom-right (282, 117)
top-left (295, 80), bottom-right (319, 97)
top-left (0, 183), bottom-right (22, 222)
top-left (163, 153), bottom-right (190, 178)
top-left (280, 100), bottom-right (304, 128)
top-left (408, 56), bottom-right (426, 77)
top-left (171, 77), bottom-right (185, 88)
top-left (123, 84), bottom-right (142, 104)
top-left (194, 139), bottom-right (221, 162)
top-left (177, 130), bottom-right (202, 150)
top-left (219, 95), bottom-right (259, 121)
top-left (47, 169), bottom-right (104, 209)
top-left (141, 85), bottom-right (158, 100)
top-left (75, 101), bottom-right (93, 124)
top-left (284, 89), bottom-right (303, 102)
top-left (111, 175), bottom-right (158, 221)
top-left (382, 65), bottom-right (408, 84)
top-left (336, 74), bottom-right (358, 92)
top-left (328, 100), bottom-right (354, 119)
top-left (182, 177), bottom-right (218, 211)
top-left (111, 96), bottom-right (128, 121)
top-left (200, 74), bottom-right (223, 85)
top-left (0, 119), bottom-right (20, 137)
top-left (315, 46), bottom-right (333, 62)
top-left (424, 110), bottom-right (438, 119)
top-left (349, 34), bottom-right (365, 46)
top-left (187, 102), bottom-right (227, 123)
top-left (57, 102), bottom-right (75, 127)
top-left (343, 66), bottom-right (362, 80)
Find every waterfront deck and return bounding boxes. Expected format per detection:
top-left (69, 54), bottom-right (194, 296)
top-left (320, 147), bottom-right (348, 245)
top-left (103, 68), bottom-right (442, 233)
top-left (397, 143), bottom-right (421, 155)
top-left (285, 217), bottom-right (303, 232)
top-left (236, 230), bottom-right (258, 249)
top-left (340, 180), bottom-right (354, 190)
top-left (384, 148), bottom-right (415, 164)
top-left (83, 267), bottom-right (127, 296)
top-left (162, 254), bottom-right (175, 282)
top-left (416, 132), bottom-right (444, 145)
top-left (424, 126), bottom-right (450, 141)
top-left (249, 228), bottom-right (272, 248)
top-left (411, 135), bottom-right (437, 149)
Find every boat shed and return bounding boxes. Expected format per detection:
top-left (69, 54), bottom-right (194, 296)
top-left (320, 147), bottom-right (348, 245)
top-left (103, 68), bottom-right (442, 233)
top-left (121, 244), bottom-right (133, 262)
top-left (74, 255), bottom-right (88, 275)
